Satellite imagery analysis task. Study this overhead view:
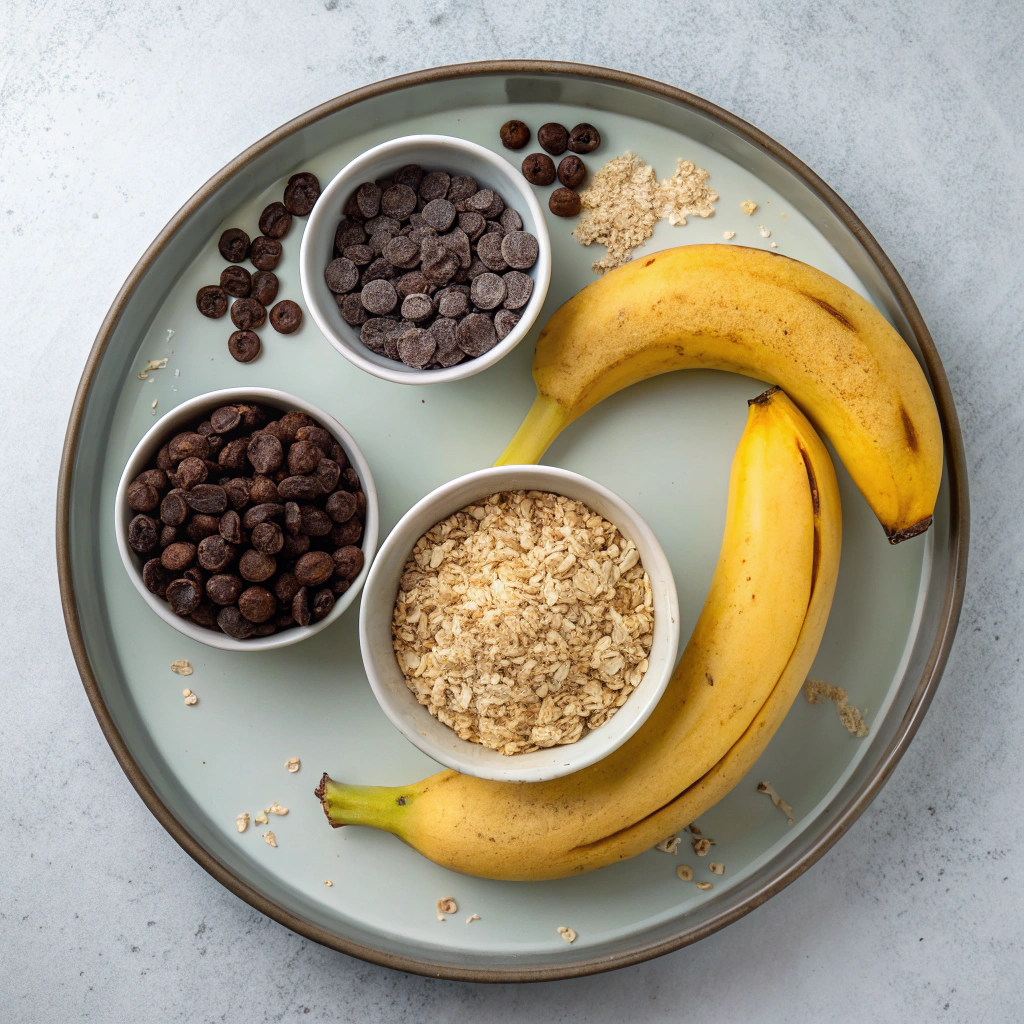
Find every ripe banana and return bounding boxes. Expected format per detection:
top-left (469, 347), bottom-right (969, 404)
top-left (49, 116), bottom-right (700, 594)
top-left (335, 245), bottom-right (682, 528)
top-left (496, 244), bottom-right (940, 543)
top-left (316, 388), bottom-right (841, 880)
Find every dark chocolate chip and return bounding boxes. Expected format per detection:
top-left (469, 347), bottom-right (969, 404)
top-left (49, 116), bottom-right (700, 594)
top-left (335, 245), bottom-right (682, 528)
top-left (283, 171), bottom-right (320, 216)
top-left (456, 313), bottom-right (498, 357)
top-left (567, 122), bottom-right (601, 153)
top-left (325, 258), bottom-right (359, 293)
top-left (228, 330), bottom-right (261, 363)
top-left (259, 202), bottom-right (292, 239)
top-left (230, 298), bottom-right (266, 331)
top-left (250, 271), bottom-right (279, 306)
top-left (500, 119), bottom-right (531, 149)
top-left (549, 187), bottom-right (582, 217)
top-left (249, 236), bottom-right (282, 271)
top-left (269, 300), bottom-right (302, 334)
top-left (218, 228), bottom-right (250, 263)
top-left (220, 265), bottom-right (252, 297)
top-left (196, 286), bottom-right (228, 319)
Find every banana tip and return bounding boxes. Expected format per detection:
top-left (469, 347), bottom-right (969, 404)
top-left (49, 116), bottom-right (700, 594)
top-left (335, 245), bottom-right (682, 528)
top-left (886, 515), bottom-right (933, 544)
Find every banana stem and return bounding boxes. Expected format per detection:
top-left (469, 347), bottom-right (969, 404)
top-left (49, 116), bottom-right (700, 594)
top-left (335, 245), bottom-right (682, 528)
top-left (494, 394), bottom-right (572, 466)
top-left (315, 774), bottom-right (411, 834)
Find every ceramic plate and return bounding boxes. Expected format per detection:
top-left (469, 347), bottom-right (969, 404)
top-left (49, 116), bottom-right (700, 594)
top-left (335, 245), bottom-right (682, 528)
top-left (58, 61), bottom-right (967, 982)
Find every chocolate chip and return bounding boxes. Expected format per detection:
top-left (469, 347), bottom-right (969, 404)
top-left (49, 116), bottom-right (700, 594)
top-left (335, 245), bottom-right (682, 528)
top-left (127, 480), bottom-right (159, 512)
top-left (277, 475), bottom-right (321, 501)
top-left (470, 273), bottom-right (507, 310)
top-left (165, 578), bottom-right (201, 617)
top-left (247, 432), bottom-right (283, 475)
top-left (159, 490), bottom-right (188, 527)
top-left (448, 175), bottom-right (479, 206)
top-left (325, 258), bottom-right (359, 293)
top-left (401, 293), bottom-right (433, 323)
top-left (218, 437), bottom-right (250, 472)
top-left (128, 514), bottom-right (159, 554)
top-left (315, 458), bottom-right (341, 494)
top-left (291, 587), bottom-right (311, 626)
top-left (383, 235), bottom-right (421, 269)
top-left (283, 171), bottom-right (320, 216)
top-left (249, 236), bottom-right (282, 271)
top-left (366, 214), bottom-right (402, 237)
top-left (356, 181), bottom-right (382, 218)
top-left (557, 154), bottom-right (586, 188)
top-left (494, 308), bottom-right (521, 339)
top-left (437, 289), bottom-right (469, 319)
top-left (228, 330), bottom-right (261, 363)
top-left (395, 328), bottom-right (436, 369)
top-left (393, 164), bottom-right (424, 189)
top-left (476, 232), bottom-right (509, 272)
top-left (549, 187), bottom-right (582, 217)
top-left (359, 317), bottom-right (395, 354)
top-left (239, 548), bottom-right (276, 582)
top-left (380, 183), bottom-right (418, 220)
top-left (326, 489), bottom-right (357, 523)
top-left (335, 218), bottom-right (366, 252)
top-left (238, 585), bottom-right (276, 623)
top-left (295, 550), bottom-right (334, 586)
top-left (332, 545), bottom-right (365, 581)
top-left (220, 265), bottom-right (252, 297)
top-left (175, 457), bottom-right (208, 491)
top-left (500, 231), bottom-right (539, 270)
top-left (499, 207), bottom-right (524, 233)
top-left (161, 541), bottom-right (197, 571)
top-left (196, 286), bottom-right (228, 319)
top-left (362, 257), bottom-right (397, 284)
top-left (250, 271), bottom-right (279, 306)
top-left (230, 298), bottom-right (266, 331)
top-left (465, 189), bottom-right (497, 215)
top-left (134, 469), bottom-right (168, 491)
top-left (185, 483), bottom-right (228, 515)
top-left (521, 153), bottom-right (556, 186)
top-left (537, 122), bottom-right (568, 155)
top-left (421, 199), bottom-right (456, 232)
top-left (338, 292), bottom-right (368, 326)
top-left (456, 313), bottom-right (498, 357)
top-left (458, 211), bottom-right (486, 241)
top-left (395, 271), bottom-right (431, 300)
top-left (217, 605), bottom-right (257, 639)
top-left (269, 300), bottom-right (302, 334)
top-left (309, 588), bottom-right (332, 621)
top-left (500, 119), bottom-right (531, 149)
top-left (360, 279), bottom-right (398, 315)
top-left (217, 509), bottom-right (242, 545)
top-left (568, 122), bottom-right (601, 153)
top-left (331, 518), bottom-right (364, 546)
top-left (218, 228), bottom-right (250, 263)
top-left (300, 505), bottom-right (332, 537)
top-left (419, 171), bottom-right (450, 201)
top-left (259, 202), bottom-right (292, 239)
top-left (242, 502), bottom-right (284, 529)
top-left (206, 574), bottom-right (242, 605)
top-left (343, 244), bottom-right (374, 266)
top-left (142, 558), bottom-right (172, 596)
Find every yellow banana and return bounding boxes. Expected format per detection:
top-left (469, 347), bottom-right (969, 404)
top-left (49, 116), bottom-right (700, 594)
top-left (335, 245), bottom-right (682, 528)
top-left (316, 389), bottom-right (841, 880)
top-left (496, 244), bottom-right (940, 543)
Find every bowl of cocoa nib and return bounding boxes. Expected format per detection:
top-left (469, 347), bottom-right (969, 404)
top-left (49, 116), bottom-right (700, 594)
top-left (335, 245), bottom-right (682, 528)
top-left (115, 388), bottom-right (378, 651)
top-left (300, 135), bottom-right (551, 385)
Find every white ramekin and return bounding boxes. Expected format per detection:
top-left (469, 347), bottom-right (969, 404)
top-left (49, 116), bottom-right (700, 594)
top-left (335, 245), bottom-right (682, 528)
top-left (358, 465), bottom-right (679, 782)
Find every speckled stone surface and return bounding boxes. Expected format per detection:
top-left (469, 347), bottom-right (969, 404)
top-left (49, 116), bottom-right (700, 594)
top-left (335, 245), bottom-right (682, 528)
top-left (2, 1), bottom-right (1022, 1020)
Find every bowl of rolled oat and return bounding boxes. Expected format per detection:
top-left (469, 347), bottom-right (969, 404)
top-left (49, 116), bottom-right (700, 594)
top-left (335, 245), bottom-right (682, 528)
top-left (359, 465), bottom-right (679, 782)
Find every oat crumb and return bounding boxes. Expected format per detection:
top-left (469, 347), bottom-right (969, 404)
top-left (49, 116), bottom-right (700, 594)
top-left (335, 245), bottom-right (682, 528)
top-left (183, 690), bottom-right (198, 706)
top-left (145, 358), bottom-right (169, 371)
top-left (254, 811), bottom-right (269, 826)
top-left (657, 159), bottom-right (718, 226)
top-left (262, 831), bottom-right (277, 847)
top-left (723, 230), bottom-right (736, 240)
top-left (324, 880), bottom-right (333, 887)
top-left (151, 400), bottom-right (158, 414)
top-left (436, 897), bottom-right (458, 921)
top-left (235, 812), bottom-right (249, 833)
top-left (710, 862), bottom-right (725, 875)
top-left (676, 864), bottom-right (694, 882)
top-left (137, 371), bottom-right (148, 380)
top-left (741, 200), bottom-right (757, 215)
top-left (757, 780), bottom-right (795, 825)
top-left (267, 801), bottom-right (289, 816)
top-left (692, 837), bottom-right (713, 857)
top-left (655, 836), bottom-right (681, 854)
top-left (759, 225), bottom-right (771, 238)
top-left (557, 926), bottom-right (577, 943)
top-left (285, 757), bottom-right (301, 772)
top-left (804, 679), bottom-right (870, 737)
top-left (695, 881), bottom-right (714, 891)
top-left (466, 914), bottom-right (480, 924)
top-left (170, 659), bottom-right (193, 676)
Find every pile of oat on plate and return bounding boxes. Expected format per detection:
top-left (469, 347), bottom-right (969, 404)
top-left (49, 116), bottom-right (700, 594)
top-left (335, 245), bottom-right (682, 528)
top-left (392, 491), bottom-right (654, 755)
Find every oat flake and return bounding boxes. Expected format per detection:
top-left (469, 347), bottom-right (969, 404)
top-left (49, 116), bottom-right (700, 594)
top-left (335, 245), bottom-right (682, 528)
top-left (254, 811), bottom-right (269, 826)
top-left (741, 200), bottom-right (757, 215)
top-left (655, 836), bottom-right (681, 854)
top-left (759, 225), bottom-right (771, 238)
top-left (657, 159), bottom-right (718, 226)
top-left (267, 802), bottom-right (288, 816)
top-left (676, 864), bottom-right (694, 882)
top-left (557, 926), bottom-right (577, 943)
top-left (709, 862), bottom-right (725, 876)
top-left (804, 679), bottom-right (870, 737)
top-left (262, 831), bottom-right (277, 847)
top-left (723, 230), bottom-right (736, 240)
top-left (695, 881), bottom-right (713, 891)
top-left (466, 914), bottom-right (480, 924)
top-left (236, 813), bottom-right (249, 833)
top-left (170, 659), bottom-right (193, 676)
top-left (285, 757), bottom-right (301, 773)
top-left (324, 880), bottom-right (333, 887)
top-left (757, 780), bottom-right (795, 825)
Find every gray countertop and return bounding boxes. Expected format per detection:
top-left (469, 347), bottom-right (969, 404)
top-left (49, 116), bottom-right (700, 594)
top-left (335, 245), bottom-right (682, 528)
top-left (2, 1), bottom-right (1021, 1020)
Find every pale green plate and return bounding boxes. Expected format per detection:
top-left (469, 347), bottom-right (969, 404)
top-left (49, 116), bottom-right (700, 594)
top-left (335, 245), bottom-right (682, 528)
top-left (58, 62), bottom-right (967, 982)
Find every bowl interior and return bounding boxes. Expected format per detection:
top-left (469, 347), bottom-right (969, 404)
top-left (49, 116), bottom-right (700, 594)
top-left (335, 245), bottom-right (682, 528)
top-left (359, 466), bottom-right (679, 782)
top-left (115, 387), bottom-right (378, 652)
top-left (300, 135), bottom-right (551, 384)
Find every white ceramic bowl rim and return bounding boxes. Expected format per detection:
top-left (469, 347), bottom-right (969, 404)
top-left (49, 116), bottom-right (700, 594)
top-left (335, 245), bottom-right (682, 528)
top-left (299, 134), bottom-right (552, 386)
top-left (114, 387), bottom-right (379, 652)
top-left (358, 465), bottom-right (680, 782)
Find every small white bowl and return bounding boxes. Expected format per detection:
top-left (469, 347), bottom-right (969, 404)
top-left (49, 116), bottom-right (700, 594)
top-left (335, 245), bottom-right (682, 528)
top-left (299, 135), bottom-right (552, 385)
top-left (359, 466), bottom-right (680, 782)
top-left (115, 387), bottom-right (378, 652)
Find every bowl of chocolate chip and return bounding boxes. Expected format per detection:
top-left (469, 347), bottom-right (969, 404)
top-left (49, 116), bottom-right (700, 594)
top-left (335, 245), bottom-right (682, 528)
top-left (300, 135), bottom-right (551, 384)
top-left (115, 388), bottom-right (378, 651)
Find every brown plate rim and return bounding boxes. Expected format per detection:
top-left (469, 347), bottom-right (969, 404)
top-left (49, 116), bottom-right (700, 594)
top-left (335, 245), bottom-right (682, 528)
top-left (56, 59), bottom-right (969, 983)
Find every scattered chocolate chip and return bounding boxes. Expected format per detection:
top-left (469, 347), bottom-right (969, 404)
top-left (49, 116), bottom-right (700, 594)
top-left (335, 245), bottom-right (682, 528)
top-left (269, 300), bottom-right (303, 334)
top-left (196, 286), bottom-right (228, 319)
top-left (259, 202), bottom-right (292, 239)
top-left (249, 236), bottom-right (282, 271)
top-left (283, 171), bottom-right (320, 216)
top-left (218, 228), bottom-right (250, 263)
top-left (568, 122), bottom-right (601, 153)
top-left (230, 298), bottom-right (266, 331)
top-left (500, 119), bottom-right (531, 149)
top-left (521, 153), bottom-right (556, 186)
top-left (250, 271), bottom-right (279, 307)
top-left (549, 187), bottom-right (582, 217)
top-left (537, 122), bottom-right (568, 155)
top-left (228, 330), bottom-right (261, 363)
top-left (557, 154), bottom-right (586, 188)
top-left (220, 265), bottom-right (252, 298)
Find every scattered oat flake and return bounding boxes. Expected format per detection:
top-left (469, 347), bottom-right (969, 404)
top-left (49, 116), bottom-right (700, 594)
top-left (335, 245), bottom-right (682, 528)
top-left (262, 831), bottom-right (277, 847)
top-left (170, 659), bottom-right (193, 676)
top-left (757, 780), bottom-right (795, 825)
top-left (137, 371), bottom-right (148, 379)
top-left (437, 897), bottom-right (458, 917)
top-left (655, 836), bottom-right (681, 854)
top-left (285, 757), bottom-right (301, 772)
top-left (557, 926), bottom-right (577, 943)
top-left (741, 200), bottom-right (757, 215)
top-left (759, 225), bottom-right (771, 238)
top-left (770, 242), bottom-right (778, 248)
top-left (657, 159), bottom-right (718, 226)
top-left (692, 837), bottom-right (713, 857)
top-left (709, 862), bottom-right (725, 876)
top-left (267, 801), bottom-right (289, 816)
top-left (174, 368), bottom-right (180, 376)
top-left (393, 490), bottom-right (654, 755)
top-left (254, 811), bottom-right (269, 825)
top-left (324, 880), bottom-right (333, 887)
top-left (695, 881), bottom-right (714, 891)
top-left (236, 813), bottom-right (249, 833)
top-left (184, 692), bottom-right (198, 706)
top-left (145, 358), bottom-right (169, 371)
top-left (166, 329), bottom-right (175, 342)
top-left (574, 153), bottom-right (660, 273)
top-left (723, 230), bottom-right (736, 240)
top-left (676, 864), bottom-right (694, 882)
top-left (804, 679), bottom-right (870, 737)
top-left (151, 400), bottom-right (158, 414)
top-left (466, 914), bottom-right (480, 924)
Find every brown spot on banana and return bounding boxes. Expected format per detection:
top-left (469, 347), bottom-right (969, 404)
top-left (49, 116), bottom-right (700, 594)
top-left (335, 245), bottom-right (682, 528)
top-left (900, 405), bottom-right (919, 452)
top-left (803, 293), bottom-right (856, 332)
